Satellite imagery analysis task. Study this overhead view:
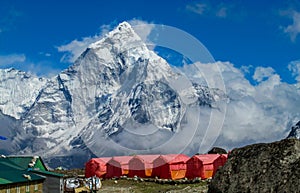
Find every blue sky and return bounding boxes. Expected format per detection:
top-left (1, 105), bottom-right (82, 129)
top-left (1, 0), bottom-right (300, 83)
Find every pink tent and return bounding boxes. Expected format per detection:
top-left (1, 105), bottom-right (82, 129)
top-left (106, 156), bottom-right (132, 178)
top-left (128, 154), bottom-right (160, 178)
top-left (220, 154), bottom-right (228, 165)
top-left (85, 157), bottom-right (111, 178)
top-left (186, 154), bottom-right (226, 179)
top-left (152, 154), bottom-right (190, 180)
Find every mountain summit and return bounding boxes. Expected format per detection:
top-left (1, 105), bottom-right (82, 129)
top-left (0, 22), bottom-right (226, 168)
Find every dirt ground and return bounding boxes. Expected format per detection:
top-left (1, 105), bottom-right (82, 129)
top-left (53, 169), bottom-right (208, 193)
top-left (100, 179), bottom-right (208, 193)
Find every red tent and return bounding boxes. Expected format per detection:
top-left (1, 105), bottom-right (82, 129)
top-left (128, 154), bottom-right (160, 178)
top-left (152, 154), bottom-right (189, 180)
top-left (85, 157), bottom-right (111, 178)
top-left (186, 154), bottom-right (226, 179)
top-left (106, 156), bottom-right (132, 178)
top-left (220, 154), bottom-right (228, 165)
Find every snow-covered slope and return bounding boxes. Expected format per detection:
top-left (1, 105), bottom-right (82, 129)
top-left (0, 22), bottom-right (226, 168)
top-left (0, 68), bottom-right (46, 119)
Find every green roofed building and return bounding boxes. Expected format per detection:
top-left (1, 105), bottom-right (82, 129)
top-left (0, 157), bottom-right (45, 193)
top-left (5, 156), bottom-right (48, 171)
top-left (0, 156), bottom-right (64, 193)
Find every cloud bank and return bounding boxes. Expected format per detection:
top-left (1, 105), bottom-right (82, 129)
top-left (182, 61), bottom-right (300, 150)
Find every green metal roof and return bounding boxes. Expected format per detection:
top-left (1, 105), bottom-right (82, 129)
top-left (0, 159), bottom-right (45, 185)
top-left (5, 156), bottom-right (47, 171)
top-left (0, 170), bottom-right (45, 185)
top-left (0, 156), bottom-right (63, 185)
top-left (0, 158), bottom-right (24, 171)
top-left (30, 169), bottom-right (64, 177)
top-left (0, 178), bottom-right (11, 184)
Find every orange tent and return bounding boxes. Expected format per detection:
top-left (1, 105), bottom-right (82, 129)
top-left (85, 157), bottom-right (111, 178)
top-left (128, 154), bottom-right (160, 178)
top-left (106, 156), bottom-right (132, 178)
top-left (186, 154), bottom-right (226, 179)
top-left (152, 154), bottom-right (189, 180)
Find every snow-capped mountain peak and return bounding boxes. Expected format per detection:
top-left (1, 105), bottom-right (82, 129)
top-left (89, 21), bottom-right (144, 52)
top-left (0, 22), bottom-right (226, 168)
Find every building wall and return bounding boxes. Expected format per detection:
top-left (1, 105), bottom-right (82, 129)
top-left (0, 181), bottom-right (43, 193)
top-left (42, 176), bottom-right (64, 193)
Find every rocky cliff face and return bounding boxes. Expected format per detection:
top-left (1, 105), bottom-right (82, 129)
top-left (208, 138), bottom-right (300, 193)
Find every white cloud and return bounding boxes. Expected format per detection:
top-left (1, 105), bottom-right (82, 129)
top-left (39, 52), bottom-right (51, 57)
top-left (57, 23), bottom-right (115, 63)
top-left (181, 61), bottom-right (300, 150)
top-left (240, 65), bottom-right (253, 74)
top-left (185, 1), bottom-right (233, 19)
top-left (288, 60), bottom-right (300, 82)
top-left (282, 10), bottom-right (300, 42)
top-left (0, 54), bottom-right (26, 66)
top-left (186, 3), bottom-right (207, 15)
top-left (253, 66), bottom-right (275, 82)
top-left (57, 36), bottom-right (101, 63)
top-left (129, 19), bottom-right (154, 43)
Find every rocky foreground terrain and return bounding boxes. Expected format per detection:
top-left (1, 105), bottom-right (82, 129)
top-left (208, 138), bottom-right (300, 193)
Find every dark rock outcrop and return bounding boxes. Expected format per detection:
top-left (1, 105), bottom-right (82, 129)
top-left (208, 147), bottom-right (227, 154)
top-left (208, 138), bottom-right (300, 193)
top-left (287, 121), bottom-right (300, 139)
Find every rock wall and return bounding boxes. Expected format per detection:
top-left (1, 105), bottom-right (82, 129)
top-left (208, 138), bottom-right (300, 193)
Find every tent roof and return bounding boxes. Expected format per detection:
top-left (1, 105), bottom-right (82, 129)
top-left (133, 155), bottom-right (160, 163)
top-left (89, 157), bottom-right (111, 164)
top-left (110, 156), bottom-right (132, 164)
top-left (158, 154), bottom-right (190, 164)
top-left (193, 154), bottom-right (221, 164)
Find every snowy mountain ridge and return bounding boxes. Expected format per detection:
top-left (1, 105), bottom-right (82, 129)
top-left (0, 68), bottom-right (46, 119)
top-left (0, 22), bottom-right (227, 168)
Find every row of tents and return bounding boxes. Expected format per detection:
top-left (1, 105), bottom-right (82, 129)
top-left (85, 154), bottom-right (228, 180)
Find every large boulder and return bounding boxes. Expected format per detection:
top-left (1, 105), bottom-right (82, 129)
top-left (208, 138), bottom-right (300, 193)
